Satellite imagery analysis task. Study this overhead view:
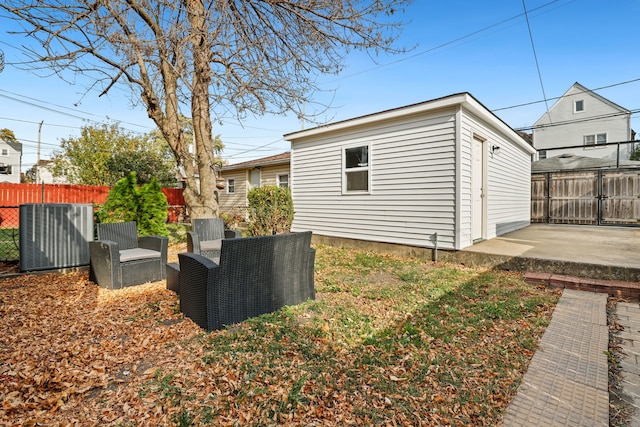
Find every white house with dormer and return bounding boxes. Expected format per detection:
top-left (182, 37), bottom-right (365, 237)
top-left (532, 82), bottom-right (633, 162)
top-left (0, 136), bottom-right (22, 183)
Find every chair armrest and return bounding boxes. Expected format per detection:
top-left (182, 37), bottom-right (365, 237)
top-left (186, 231), bottom-right (201, 254)
top-left (224, 229), bottom-right (242, 239)
top-left (138, 235), bottom-right (168, 253)
top-left (178, 252), bottom-right (220, 330)
top-left (89, 240), bottom-right (121, 289)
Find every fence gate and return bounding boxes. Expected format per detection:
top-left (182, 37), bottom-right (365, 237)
top-left (531, 168), bottom-right (640, 226)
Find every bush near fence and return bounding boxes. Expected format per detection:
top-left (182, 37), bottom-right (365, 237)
top-left (0, 182), bottom-right (186, 227)
top-left (0, 182), bottom-right (187, 262)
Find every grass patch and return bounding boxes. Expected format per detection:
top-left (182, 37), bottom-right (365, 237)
top-left (187, 245), bottom-right (559, 425)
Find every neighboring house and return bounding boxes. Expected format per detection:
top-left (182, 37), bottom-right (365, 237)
top-left (36, 159), bottom-right (70, 184)
top-left (285, 92), bottom-right (536, 251)
top-left (533, 82), bottom-right (633, 161)
top-left (219, 152), bottom-right (291, 219)
top-left (0, 137), bottom-right (22, 184)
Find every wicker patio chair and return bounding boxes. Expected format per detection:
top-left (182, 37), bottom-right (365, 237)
top-left (178, 231), bottom-right (315, 331)
top-left (89, 221), bottom-right (168, 289)
top-left (186, 217), bottom-right (241, 260)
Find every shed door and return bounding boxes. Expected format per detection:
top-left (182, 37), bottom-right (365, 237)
top-left (471, 136), bottom-right (485, 242)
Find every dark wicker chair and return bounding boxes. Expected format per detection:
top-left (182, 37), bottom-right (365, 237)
top-left (186, 218), bottom-right (241, 260)
top-left (178, 231), bottom-right (315, 331)
top-left (89, 221), bottom-right (168, 289)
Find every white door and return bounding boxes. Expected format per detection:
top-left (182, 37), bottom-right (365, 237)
top-left (471, 137), bottom-right (485, 242)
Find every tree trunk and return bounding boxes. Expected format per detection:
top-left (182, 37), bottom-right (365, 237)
top-left (184, 0), bottom-right (218, 219)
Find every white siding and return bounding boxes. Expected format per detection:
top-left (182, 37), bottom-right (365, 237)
top-left (291, 111), bottom-right (458, 249)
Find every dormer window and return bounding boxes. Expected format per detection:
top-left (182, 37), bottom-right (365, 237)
top-left (574, 100), bottom-right (584, 113)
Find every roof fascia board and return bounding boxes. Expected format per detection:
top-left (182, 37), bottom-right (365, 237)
top-left (285, 92), bottom-right (534, 154)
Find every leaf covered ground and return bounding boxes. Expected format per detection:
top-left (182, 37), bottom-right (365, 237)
top-left (0, 245), bottom-right (559, 426)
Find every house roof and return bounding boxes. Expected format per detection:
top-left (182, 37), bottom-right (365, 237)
top-left (532, 153), bottom-right (640, 172)
top-left (284, 92), bottom-right (536, 154)
top-left (221, 151), bottom-right (290, 172)
top-left (533, 82), bottom-right (631, 127)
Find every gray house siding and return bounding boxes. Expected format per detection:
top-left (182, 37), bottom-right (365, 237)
top-left (291, 111), bottom-right (458, 249)
top-left (462, 111), bottom-right (532, 243)
top-left (533, 83), bottom-right (632, 161)
top-left (288, 93), bottom-right (535, 251)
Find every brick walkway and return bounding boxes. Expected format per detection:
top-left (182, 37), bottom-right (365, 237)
top-left (502, 289), bottom-right (609, 426)
top-left (615, 301), bottom-right (640, 426)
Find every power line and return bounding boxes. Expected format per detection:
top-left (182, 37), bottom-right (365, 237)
top-left (521, 0), bottom-right (550, 116)
top-left (515, 108), bottom-right (640, 132)
top-left (494, 77), bottom-right (640, 112)
top-left (327, 0), bottom-right (570, 83)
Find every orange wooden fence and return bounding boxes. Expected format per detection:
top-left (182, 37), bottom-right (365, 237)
top-left (0, 182), bottom-right (186, 227)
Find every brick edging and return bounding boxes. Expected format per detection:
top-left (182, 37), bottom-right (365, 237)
top-left (525, 272), bottom-right (640, 299)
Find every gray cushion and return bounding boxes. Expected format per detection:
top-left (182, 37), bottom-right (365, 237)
top-left (120, 248), bottom-right (161, 262)
top-left (200, 239), bottom-right (222, 252)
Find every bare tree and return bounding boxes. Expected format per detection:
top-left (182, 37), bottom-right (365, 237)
top-left (0, 0), bottom-right (411, 218)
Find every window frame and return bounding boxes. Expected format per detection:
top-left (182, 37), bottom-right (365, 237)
top-left (583, 133), bottom-right (607, 148)
top-left (342, 143), bottom-right (371, 195)
top-left (277, 173), bottom-right (289, 189)
top-left (227, 178), bottom-right (235, 194)
top-left (1, 148), bottom-right (8, 156)
top-left (574, 99), bottom-right (585, 113)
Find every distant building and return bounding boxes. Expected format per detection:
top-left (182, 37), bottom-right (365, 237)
top-left (0, 136), bottom-right (22, 183)
top-left (219, 152), bottom-right (290, 220)
top-left (36, 159), bottom-right (70, 184)
top-left (533, 82), bottom-right (633, 162)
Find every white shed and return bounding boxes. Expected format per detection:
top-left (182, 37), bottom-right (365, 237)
top-left (284, 92), bottom-right (536, 251)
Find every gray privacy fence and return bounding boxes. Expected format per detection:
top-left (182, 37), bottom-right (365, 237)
top-left (531, 168), bottom-right (640, 226)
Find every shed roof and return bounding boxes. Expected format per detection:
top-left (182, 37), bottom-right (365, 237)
top-left (284, 92), bottom-right (536, 154)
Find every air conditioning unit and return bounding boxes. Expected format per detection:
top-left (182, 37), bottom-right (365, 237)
top-left (19, 203), bottom-right (94, 271)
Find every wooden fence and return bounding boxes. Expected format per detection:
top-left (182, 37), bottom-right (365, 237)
top-left (0, 182), bottom-right (186, 227)
top-left (532, 168), bottom-right (640, 226)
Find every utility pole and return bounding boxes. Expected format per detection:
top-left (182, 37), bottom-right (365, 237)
top-left (36, 121), bottom-right (43, 183)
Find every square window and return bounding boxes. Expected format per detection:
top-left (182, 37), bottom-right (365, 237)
top-left (574, 100), bottom-right (584, 112)
top-left (346, 170), bottom-right (368, 191)
top-left (277, 174), bottom-right (289, 189)
top-left (596, 133), bottom-right (607, 145)
top-left (584, 134), bottom-right (595, 146)
top-left (343, 145), bottom-right (370, 193)
top-left (227, 178), bottom-right (235, 194)
top-left (345, 146), bottom-right (368, 168)
top-left (1, 149), bottom-right (7, 156)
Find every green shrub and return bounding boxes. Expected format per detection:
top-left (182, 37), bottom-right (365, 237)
top-left (96, 172), bottom-right (138, 223)
top-left (247, 186), bottom-right (293, 236)
top-left (138, 178), bottom-right (169, 236)
top-left (97, 172), bottom-right (169, 236)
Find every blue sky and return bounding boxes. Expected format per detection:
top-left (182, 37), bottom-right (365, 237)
top-left (1, 0), bottom-right (639, 173)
